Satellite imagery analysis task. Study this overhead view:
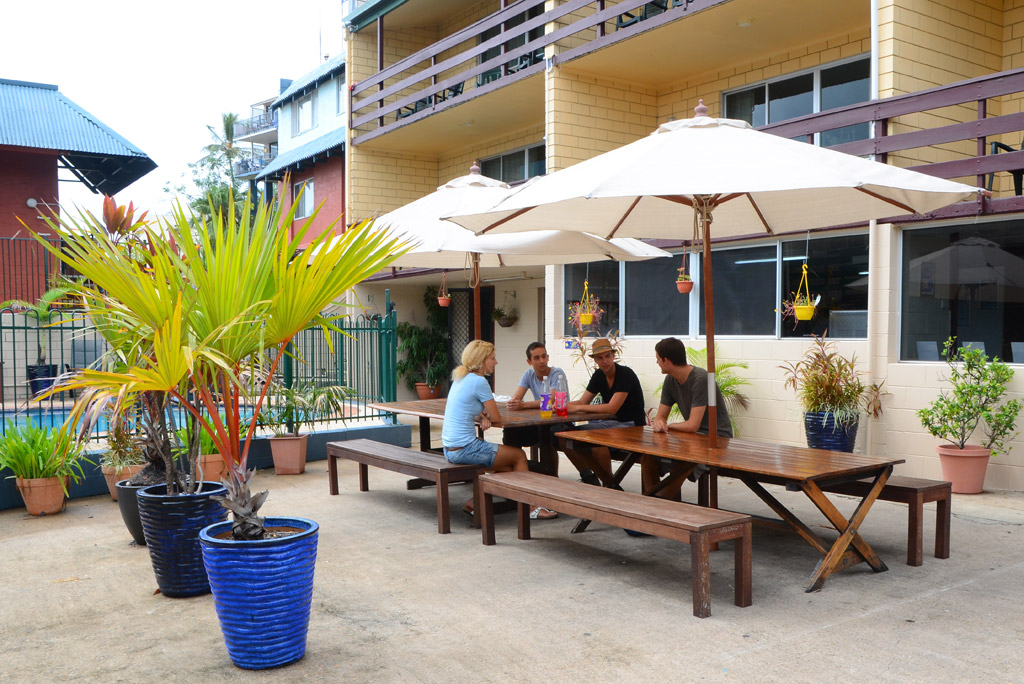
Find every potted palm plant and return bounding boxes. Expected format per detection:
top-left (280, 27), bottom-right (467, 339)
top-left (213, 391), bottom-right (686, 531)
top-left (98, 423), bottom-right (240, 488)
top-left (0, 418), bottom-right (90, 515)
top-left (917, 338), bottom-right (1022, 493)
top-left (2, 286), bottom-right (74, 396)
top-left (779, 336), bottom-right (886, 452)
top-left (36, 192), bottom-right (406, 668)
top-left (260, 380), bottom-right (352, 475)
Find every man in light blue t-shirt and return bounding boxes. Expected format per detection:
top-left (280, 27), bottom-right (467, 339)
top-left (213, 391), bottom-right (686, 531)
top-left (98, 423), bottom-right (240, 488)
top-left (505, 342), bottom-right (570, 484)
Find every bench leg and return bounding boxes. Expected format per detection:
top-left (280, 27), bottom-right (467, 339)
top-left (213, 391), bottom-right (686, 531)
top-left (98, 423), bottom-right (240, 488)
top-left (907, 492), bottom-right (924, 566)
top-left (518, 501), bottom-right (532, 540)
top-left (735, 526), bottom-right (753, 608)
top-left (358, 463), bottom-right (369, 492)
top-left (473, 475), bottom-right (482, 530)
top-left (436, 473), bottom-right (451, 534)
top-left (935, 491), bottom-right (951, 559)
top-left (328, 455), bottom-right (339, 495)
top-left (481, 492), bottom-right (496, 545)
top-left (690, 532), bottom-right (712, 618)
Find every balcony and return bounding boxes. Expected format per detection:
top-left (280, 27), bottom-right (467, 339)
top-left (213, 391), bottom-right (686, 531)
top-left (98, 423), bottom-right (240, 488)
top-left (234, 111), bottom-right (278, 146)
top-left (347, 0), bottom-right (860, 150)
top-left (234, 153), bottom-right (277, 181)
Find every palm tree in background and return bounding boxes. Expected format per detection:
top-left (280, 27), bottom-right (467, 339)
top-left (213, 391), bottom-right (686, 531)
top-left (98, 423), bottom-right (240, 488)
top-left (202, 112), bottom-right (245, 189)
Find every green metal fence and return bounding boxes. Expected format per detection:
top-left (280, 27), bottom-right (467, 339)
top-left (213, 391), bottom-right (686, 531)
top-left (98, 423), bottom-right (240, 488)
top-left (0, 296), bottom-right (398, 438)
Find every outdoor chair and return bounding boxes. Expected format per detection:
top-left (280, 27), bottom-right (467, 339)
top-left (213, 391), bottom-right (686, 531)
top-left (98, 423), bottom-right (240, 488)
top-left (986, 141), bottom-right (1024, 196)
top-left (916, 341), bottom-right (940, 361)
top-left (1012, 342), bottom-right (1024, 363)
top-left (615, 1), bottom-right (668, 30)
top-left (433, 81), bottom-right (465, 104)
top-left (395, 96), bottom-right (432, 121)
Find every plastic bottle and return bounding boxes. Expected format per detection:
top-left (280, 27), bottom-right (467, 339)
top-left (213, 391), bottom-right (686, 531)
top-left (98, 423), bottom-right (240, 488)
top-left (539, 376), bottom-right (552, 417)
top-left (552, 374), bottom-right (569, 418)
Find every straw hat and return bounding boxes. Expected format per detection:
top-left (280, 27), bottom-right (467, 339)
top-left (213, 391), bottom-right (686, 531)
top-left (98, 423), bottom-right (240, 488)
top-left (588, 338), bottom-right (616, 357)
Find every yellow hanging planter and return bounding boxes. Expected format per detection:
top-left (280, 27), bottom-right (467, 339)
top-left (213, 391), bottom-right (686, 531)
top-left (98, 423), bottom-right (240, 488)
top-left (579, 312), bottom-right (594, 325)
top-left (793, 264), bottom-right (817, 321)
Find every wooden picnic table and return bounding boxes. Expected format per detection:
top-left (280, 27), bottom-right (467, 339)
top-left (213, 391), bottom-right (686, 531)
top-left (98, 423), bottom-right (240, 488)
top-left (556, 426), bottom-right (905, 592)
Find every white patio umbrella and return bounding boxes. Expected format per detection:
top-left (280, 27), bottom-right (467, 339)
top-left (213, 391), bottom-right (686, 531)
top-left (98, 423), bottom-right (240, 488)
top-left (446, 101), bottom-right (981, 445)
top-left (366, 163), bottom-right (671, 338)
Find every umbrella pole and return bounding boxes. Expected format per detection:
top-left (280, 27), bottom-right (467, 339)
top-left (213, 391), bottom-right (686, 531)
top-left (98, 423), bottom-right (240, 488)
top-left (473, 253), bottom-right (482, 340)
top-left (697, 198), bottom-right (720, 449)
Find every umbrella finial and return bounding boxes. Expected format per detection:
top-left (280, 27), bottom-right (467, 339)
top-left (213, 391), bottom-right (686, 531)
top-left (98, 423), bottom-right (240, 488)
top-left (694, 99), bottom-right (709, 117)
top-left (470, 161), bottom-right (481, 175)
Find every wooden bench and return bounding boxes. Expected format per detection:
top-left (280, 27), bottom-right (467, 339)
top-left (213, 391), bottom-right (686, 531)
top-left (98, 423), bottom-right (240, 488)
top-left (477, 471), bottom-right (753, 618)
top-left (327, 439), bottom-right (483, 534)
top-left (820, 475), bottom-right (951, 566)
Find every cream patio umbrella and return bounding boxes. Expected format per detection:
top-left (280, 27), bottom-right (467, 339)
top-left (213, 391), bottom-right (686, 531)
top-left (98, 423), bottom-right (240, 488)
top-left (446, 101), bottom-right (981, 445)
top-left (367, 163), bottom-right (671, 338)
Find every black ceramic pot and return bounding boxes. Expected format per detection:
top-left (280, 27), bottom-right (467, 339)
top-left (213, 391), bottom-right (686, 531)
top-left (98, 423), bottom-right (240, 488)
top-left (115, 479), bottom-right (148, 546)
top-left (803, 411), bottom-right (859, 453)
top-left (137, 482), bottom-right (228, 598)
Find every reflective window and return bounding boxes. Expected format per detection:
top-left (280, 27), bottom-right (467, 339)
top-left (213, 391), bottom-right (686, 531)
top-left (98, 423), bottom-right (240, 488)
top-left (901, 221), bottom-right (1024, 362)
top-left (698, 246), bottom-right (777, 336)
top-left (293, 179), bottom-right (314, 218)
top-left (820, 60), bottom-right (870, 147)
top-left (294, 93), bottom-right (316, 135)
top-left (624, 254), bottom-right (687, 335)
top-left (480, 143), bottom-right (545, 184)
top-left (563, 261), bottom-right (620, 335)
top-left (767, 73), bottom-right (813, 124)
top-left (781, 235), bottom-right (869, 338)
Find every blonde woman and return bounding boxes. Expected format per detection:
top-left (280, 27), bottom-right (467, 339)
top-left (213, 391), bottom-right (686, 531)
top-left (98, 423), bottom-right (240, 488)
top-left (442, 340), bottom-right (528, 516)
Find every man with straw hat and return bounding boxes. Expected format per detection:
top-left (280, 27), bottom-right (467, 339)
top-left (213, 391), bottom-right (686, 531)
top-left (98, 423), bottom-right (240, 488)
top-left (563, 338), bottom-right (647, 487)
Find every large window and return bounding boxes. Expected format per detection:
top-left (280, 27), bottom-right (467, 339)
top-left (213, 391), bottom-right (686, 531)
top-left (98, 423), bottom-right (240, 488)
top-left (293, 93), bottom-right (317, 135)
top-left (564, 261), bottom-right (619, 335)
top-left (480, 143), bottom-right (545, 184)
top-left (725, 56), bottom-right (870, 146)
top-left (293, 179), bottom-right (314, 219)
top-left (698, 246), bottom-right (777, 336)
top-left (781, 234), bottom-right (869, 338)
top-left (901, 220), bottom-right (1024, 362)
top-left (624, 254), bottom-right (688, 335)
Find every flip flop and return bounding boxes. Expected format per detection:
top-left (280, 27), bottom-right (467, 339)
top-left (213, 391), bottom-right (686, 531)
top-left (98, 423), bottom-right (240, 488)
top-left (462, 503), bottom-right (474, 518)
top-left (530, 506), bottom-right (559, 520)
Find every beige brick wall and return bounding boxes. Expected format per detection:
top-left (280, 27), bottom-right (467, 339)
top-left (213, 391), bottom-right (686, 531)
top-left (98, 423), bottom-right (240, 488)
top-left (440, 124), bottom-right (546, 182)
top-left (347, 149), bottom-right (439, 222)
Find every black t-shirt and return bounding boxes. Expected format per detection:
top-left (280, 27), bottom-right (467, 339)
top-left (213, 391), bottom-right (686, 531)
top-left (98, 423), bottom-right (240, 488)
top-left (585, 363), bottom-right (647, 426)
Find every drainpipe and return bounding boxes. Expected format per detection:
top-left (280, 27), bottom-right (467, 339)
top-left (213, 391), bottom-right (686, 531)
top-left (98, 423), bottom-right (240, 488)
top-left (866, 0), bottom-right (880, 455)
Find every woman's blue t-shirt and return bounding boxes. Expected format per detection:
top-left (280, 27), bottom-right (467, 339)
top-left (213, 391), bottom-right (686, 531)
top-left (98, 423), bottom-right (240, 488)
top-left (442, 373), bottom-right (494, 448)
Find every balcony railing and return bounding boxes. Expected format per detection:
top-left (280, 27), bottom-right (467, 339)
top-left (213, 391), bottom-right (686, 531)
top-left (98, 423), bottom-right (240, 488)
top-left (349, 0), bottom-right (712, 143)
top-left (234, 111), bottom-right (278, 139)
top-left (234, 153), bottom-right (276, 179)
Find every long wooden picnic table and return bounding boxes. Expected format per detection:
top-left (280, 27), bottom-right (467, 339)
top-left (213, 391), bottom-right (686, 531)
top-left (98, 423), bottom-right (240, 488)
top-left (556, 426), bottom-right (905, 592)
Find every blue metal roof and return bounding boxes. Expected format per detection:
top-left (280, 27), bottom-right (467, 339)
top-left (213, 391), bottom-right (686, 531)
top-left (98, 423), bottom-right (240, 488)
top-left (0, 78), bottom-right (156, 195)
top-left (344, 0), bottom-right (409, 32)
top-left (256, 126), bottom-right (346, 180)
top-left (272, 54), bottom-right (346, 110)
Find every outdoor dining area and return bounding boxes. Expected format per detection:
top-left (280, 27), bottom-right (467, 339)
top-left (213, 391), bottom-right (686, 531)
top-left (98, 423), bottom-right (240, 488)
top-left (3, 101), bottom-right (1024, 680)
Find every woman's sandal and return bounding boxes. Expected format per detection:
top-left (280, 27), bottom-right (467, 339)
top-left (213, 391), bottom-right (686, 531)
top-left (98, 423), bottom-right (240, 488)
top-left (530, 506), bottom-right (559, 520)
top-left (462, 503), bottom-right (474, 518)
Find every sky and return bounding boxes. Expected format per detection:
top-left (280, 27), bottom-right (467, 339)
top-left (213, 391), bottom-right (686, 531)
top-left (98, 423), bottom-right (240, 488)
top-left (2, 0), bottom-right (346, 217)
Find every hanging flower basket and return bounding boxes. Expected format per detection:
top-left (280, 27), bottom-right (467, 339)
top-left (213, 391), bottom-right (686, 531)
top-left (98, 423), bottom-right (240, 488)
top-left (438, 272), bottom-right (451, 307)
top-left (676, 278), bottom-right (693, 294)
top-left (497, 315), bottom-right (518, 327)
top-left (437, 295), bottom-right (451, 307)
top-left (794, 302), bottom-right (815, 320)
top-left (568, 281), bottom-right (602, 330)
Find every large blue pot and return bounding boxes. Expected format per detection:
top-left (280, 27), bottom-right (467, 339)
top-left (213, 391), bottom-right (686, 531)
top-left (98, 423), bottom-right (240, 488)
top-left (803, 411), bottom-right (859, 453)
top-left (137, 482), bottom-right (228, 598)
top-left (200, 517), bottom-right (319, 670)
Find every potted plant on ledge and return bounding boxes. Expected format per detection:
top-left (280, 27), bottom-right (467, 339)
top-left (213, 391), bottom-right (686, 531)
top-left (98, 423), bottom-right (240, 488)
top-left (261, 380), bottom-right (352, 475)
top-left (917, 338), bottom-right (1022, 493)
top-left (0, 419), bottom-right (90, 515)
top-left (780, 336), bottom-right (886, 452)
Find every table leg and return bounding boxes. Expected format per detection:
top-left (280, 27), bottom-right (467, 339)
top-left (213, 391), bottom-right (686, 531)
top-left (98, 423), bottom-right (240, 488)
top-left (328, 455), bottom-right (339, 495)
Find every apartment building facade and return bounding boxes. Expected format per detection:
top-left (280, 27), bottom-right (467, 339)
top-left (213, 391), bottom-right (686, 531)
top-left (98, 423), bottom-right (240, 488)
top-left (342, 0), bottom-right (1024, 490)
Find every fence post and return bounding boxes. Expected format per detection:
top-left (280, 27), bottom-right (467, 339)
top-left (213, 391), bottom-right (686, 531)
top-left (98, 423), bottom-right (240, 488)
top-left (283, 341), bottom-right (294, 434)
top-left (383, 289), bottom-right (397, 404)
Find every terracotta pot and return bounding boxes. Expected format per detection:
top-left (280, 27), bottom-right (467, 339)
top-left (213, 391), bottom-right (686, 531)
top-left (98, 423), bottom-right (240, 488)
top-left (101, 464), bottom-right (145, 501)
top-left (269, 435), bottom-right (309, 475)
top-left (198, 453), bottom-right (227, 483)
top-left (937, 444), bottom-right (990, 494)
top-left (414, 382), bottom-right (441, 400)
top-left (437, 296), bottom-right (451, 307)
top-left (16, 476), bottom-right (66, 516)
top-left (676, 280), bottom-right (693, 293)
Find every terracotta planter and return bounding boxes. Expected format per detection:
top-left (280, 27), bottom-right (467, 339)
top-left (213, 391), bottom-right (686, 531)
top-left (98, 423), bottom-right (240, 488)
top-left (15, 476), bottom-right (66, 516)
top-left (101, 464), bottom-right (145, 501)
top-left (676, 280), bottom-right (693, 293)
top-left (937, 444), bottom-right (990, 494)
top-left (270, 435), bottom-right (309, 475)
top-left (437, 296), bottom-right (451, 307)
top-left (415, 382), bottom-right (441, 400)
top-left (198, 453), bottom-right (227, 483)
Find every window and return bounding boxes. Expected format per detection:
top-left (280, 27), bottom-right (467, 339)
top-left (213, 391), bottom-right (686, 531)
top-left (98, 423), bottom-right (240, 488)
top-left (780, 234), bottom-right (869, 338)
top-left (698, 246), bottom-right (777, 336)
top-left (624, 254), bottom-right (688, 335)
top-left (563, 261), bottom-right (620, 334)
top-left (293, 92), bottom-right (317, 135)
top-left (336, 75), bottom-right (345, 116)
top-left (478, 3), bottom-right (544, 86)
top-left (901, 220), bottom-right (1024, 362)
top-left (725, 56), bottom-right (870, 146)
top-left (293, 179), bottom-right (314, 218)
top-left (480, 143), bottom-right (545, 184)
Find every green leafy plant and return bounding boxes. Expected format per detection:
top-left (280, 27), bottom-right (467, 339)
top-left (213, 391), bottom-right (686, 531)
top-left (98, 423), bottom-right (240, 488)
top-left (655, 345), bottom-right (751, 434)
top-left (676, 268), bottom-right (691, 282)
top-left (917, 338), bottom-right (1023, 456)
top-left (569, 329), bottom-right (625, 375)
top-left (779, 336), bottom-right (885, 428)
top-left (259, 381), bottom-right (353, 437)
top-left (102, 399), bottom-right (145, 470)
top-left (396, 287), bottom-right (448, 390)
top-left (492, 306), bottom-right (518, 321)
top-left (0, 419), bottom-right (91, 488)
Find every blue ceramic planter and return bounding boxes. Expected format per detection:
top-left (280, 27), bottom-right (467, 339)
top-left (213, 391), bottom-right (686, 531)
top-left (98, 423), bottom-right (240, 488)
top-left (137, 482), bottom-right (228, 598)
top-left (804, 411), bottom-right (859, 453)
top-left (200, 517), bottom-right (319, 670)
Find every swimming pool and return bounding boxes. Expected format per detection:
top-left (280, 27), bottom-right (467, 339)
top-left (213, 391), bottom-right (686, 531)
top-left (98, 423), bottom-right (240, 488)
top-left (0, 405), bottom-right (261, 437)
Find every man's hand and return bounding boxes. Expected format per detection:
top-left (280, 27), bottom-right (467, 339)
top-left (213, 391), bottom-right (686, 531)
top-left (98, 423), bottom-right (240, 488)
top-left (652, 417), bottom-right (669, 433)
top-left (506, 398), bottom-right (522, 411)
